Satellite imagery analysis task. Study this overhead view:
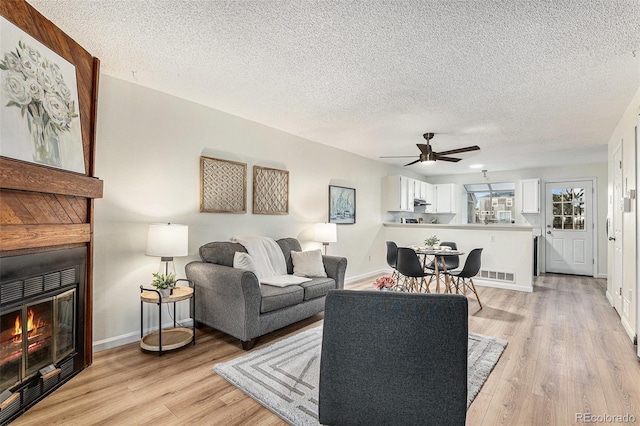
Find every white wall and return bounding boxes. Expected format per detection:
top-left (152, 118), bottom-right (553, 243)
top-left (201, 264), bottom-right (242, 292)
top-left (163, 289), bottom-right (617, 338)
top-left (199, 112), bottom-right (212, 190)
top-left (422, 163), bottom-right (608, 277)
top-left (92, 75), bottom-right (405, 350)
top-left (607, 86), bottom-right (639, 342)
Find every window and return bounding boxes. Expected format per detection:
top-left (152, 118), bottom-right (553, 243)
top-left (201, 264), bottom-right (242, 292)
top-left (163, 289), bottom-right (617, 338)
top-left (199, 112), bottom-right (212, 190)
top-left (464, 182), bottom-right (515, 224)
top-left (551, 187), bottom-right (585, 230)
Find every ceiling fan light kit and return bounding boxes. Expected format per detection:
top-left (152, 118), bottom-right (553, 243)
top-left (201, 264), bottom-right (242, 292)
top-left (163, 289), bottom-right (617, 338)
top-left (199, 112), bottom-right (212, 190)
top-left (380, 132), bottom-right (480, 166)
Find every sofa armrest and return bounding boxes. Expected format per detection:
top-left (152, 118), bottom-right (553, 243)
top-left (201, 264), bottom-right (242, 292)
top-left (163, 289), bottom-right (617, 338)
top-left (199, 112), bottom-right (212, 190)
top-left (322, 255), bottom-right (348, 290)
top-left (185, 261), bottom-right (261, 340)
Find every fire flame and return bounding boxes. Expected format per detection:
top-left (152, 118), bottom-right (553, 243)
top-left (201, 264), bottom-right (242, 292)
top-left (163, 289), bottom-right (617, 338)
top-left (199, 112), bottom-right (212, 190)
top-left (13, 309), bottom-right (42, 342)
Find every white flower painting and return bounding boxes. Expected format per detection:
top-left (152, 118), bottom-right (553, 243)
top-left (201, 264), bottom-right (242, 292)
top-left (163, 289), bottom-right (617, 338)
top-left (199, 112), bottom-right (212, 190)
top-left (0, 17), bottom-right (84, 173)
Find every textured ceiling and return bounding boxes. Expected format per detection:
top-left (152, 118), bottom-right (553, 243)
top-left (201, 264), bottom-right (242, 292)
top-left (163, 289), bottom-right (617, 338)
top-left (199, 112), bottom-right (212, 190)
top-left (26, 0), bottom-right (640, 176)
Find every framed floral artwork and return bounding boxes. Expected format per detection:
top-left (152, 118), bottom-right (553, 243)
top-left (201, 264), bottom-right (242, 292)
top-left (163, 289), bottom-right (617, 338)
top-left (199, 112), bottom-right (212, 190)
top-left (0, 16), bottom-right (85, 173)
top-left (329, 185), bottom-right (355, 224)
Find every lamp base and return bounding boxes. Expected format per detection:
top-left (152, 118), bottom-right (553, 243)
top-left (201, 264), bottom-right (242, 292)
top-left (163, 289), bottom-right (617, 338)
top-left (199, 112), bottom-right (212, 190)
top-left (322, 243), bottom-right (329, 255)
top-left (159, 257), bottom-right (176, 276)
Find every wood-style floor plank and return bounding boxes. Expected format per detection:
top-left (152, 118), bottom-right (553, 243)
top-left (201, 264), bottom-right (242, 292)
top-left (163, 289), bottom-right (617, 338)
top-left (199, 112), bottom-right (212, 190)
top-left (12, 274), bottom-right (640, 425)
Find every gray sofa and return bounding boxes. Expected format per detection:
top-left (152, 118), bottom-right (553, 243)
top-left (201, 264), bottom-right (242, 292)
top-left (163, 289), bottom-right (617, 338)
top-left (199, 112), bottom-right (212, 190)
top-left (185, 237), bottom-right (347, 349)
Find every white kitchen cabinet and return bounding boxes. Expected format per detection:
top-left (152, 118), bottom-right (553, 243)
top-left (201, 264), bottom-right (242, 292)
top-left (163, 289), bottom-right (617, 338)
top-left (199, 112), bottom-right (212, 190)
top-left (434, 183), bottom-right (457, 213)
top-left (382, 176), bottom-right (414, 212)
top-left (520, 178), bottom-right (540, 213)
top-left (423, 182), bottom-right (435, 213)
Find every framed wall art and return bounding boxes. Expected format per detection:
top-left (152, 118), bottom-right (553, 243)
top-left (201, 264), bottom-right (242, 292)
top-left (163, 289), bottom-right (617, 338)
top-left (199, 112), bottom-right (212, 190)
top-left (0, 16), bottom-right (85, 173)
top-left (253, 166), bottom-right (289, 215)
top-left (329, 185), bottom-right (355, 224)
top-left (200, 156), bottom-right (247, 213)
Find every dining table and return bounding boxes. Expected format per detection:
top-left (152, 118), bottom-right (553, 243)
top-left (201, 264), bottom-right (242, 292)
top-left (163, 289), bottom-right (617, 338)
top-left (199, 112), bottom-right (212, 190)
top-left (411, 246), bottom-right (465, 293)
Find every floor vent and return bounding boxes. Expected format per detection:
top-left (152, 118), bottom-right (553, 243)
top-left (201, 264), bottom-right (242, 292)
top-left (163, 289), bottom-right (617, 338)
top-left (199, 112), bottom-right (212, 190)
top-left (479, 269), bottom-right (515, 283)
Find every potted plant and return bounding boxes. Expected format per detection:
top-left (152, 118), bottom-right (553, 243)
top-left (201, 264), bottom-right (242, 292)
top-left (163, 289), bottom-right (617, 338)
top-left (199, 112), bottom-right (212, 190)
top-left (151, 272), bottom-right (176, 297)
top-left (424, 235), bottom-right (440, 249)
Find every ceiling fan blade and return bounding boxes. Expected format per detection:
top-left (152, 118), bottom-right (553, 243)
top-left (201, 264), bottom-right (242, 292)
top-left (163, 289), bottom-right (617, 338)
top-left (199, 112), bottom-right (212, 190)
top-left (404, 159), bottom-right (422, 166)
top-left (435, 156), bottom-right (462, 162)
top-left (416, 143), bottom-right (430, 155)
top-left (436, 145), bottom-right (480, 156)
top-left (380, 155), bottom-right (419, 158)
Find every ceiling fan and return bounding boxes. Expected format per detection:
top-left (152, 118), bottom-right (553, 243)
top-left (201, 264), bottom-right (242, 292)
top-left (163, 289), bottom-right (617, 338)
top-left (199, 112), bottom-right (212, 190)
top-left (380, 133), bottom-right (480, 166)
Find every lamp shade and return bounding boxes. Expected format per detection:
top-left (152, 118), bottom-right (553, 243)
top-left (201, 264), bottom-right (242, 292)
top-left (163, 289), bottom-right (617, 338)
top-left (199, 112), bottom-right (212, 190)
top-left (314, 223), bottom-right (337, 243)
top-left (146, 223), bottom-right (189, 257)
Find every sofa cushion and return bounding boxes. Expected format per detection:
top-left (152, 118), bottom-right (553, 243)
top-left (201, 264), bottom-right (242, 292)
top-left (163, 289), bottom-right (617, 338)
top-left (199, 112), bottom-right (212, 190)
top-left (301, 277), bottom-right (336, 300)
top-left (260, 284), bottom-right (304, 313)
top-left (276, 238), bottom-right (302, 274)
top-left (200, 242), bottom-right (247, 267)
top-left (292, 249), bottom-right (327, 278)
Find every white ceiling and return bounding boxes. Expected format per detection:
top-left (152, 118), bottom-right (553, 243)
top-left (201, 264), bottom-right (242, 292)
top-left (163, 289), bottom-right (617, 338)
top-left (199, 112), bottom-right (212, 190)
top-left (26, 0), bottom-right (640, 176)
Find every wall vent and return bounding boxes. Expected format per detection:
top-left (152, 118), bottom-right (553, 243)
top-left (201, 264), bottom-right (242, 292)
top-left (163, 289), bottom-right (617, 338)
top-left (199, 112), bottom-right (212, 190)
top-left (479, 269), bottom-right (515, 283)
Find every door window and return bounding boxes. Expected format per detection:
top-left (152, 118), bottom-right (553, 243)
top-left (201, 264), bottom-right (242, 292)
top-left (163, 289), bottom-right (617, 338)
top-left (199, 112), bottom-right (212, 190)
top-left (551, 188), bottom-right (585, 230)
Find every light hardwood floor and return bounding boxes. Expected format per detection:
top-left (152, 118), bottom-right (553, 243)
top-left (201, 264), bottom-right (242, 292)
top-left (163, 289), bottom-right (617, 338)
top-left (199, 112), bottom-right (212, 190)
top-left (13, 274), bottom-right (640, 425)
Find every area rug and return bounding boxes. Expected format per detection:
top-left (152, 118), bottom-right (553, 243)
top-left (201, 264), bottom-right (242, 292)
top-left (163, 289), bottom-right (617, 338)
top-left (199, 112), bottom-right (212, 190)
top-left (214, 327), bottom-right (507, 425)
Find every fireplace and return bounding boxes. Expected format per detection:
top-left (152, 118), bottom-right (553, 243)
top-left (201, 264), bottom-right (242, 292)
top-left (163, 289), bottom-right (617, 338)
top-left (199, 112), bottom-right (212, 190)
top-left (0, 248), bottom-right (85, 424)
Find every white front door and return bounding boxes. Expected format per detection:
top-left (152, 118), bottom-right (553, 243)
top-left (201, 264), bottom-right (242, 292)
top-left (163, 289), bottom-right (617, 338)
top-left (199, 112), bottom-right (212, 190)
top-left (544, 180), bottom-right (594, 276)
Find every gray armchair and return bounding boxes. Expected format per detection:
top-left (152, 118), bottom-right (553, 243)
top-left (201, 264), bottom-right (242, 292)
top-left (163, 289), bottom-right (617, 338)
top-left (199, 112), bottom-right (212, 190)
top-left (319, 290), bottom-right (468, 425)
top-left (185, 238), bottom-right (347, 349)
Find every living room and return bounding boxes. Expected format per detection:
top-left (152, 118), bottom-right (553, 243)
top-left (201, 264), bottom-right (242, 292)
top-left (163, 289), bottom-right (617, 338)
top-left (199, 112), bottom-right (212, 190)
top-left (1, 1), bottom-right (639, 425)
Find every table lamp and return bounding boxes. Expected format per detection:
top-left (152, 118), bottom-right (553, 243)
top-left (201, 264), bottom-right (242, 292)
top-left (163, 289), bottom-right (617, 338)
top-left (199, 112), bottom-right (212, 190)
top-left (146, 223), bottom-right (189, 276)
top-left (314, 222), bottom-right (337, 255)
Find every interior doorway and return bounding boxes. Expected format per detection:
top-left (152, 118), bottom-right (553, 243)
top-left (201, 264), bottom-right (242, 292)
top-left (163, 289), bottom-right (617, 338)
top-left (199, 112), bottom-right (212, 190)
top-left (544, 179), bottom-right (595, 276)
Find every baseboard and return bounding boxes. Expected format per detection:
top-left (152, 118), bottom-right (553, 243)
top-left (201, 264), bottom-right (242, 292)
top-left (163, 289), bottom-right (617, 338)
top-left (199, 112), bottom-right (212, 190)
top-left (621, 317), bottom-right (637, 343)
top-left (606, 290), bottom-right (614, 306)
top-left (472, 278), bottom-right (533, 293)
top-left (93, 318), bottom-right (194, 353)
top-left (345, 269), bottom-right (389, 285)
top-left (596, 273), bottom-right (608, 279)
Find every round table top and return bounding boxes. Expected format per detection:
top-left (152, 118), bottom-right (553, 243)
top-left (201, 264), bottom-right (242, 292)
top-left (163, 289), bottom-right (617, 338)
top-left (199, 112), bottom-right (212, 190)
top-left (412, 246), bottom-right (465, 256)
top-left (140, 286), bottom-right (193, 303)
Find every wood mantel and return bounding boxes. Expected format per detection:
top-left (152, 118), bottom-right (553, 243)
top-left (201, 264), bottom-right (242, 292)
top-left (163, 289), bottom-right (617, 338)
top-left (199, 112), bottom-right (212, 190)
top-left (0, 158), bottom-right (104, 198)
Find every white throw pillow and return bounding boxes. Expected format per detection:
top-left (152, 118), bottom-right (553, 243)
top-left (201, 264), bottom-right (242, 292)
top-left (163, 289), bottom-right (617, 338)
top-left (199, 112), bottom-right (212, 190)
top-left (291, 249), bottom-right (327, 278)
top-left (233, 252), bottom-right (258, 275)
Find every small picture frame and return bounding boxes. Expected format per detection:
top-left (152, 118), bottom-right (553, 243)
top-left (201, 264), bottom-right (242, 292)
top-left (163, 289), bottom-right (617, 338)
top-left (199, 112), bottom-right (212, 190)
top-left (329, 185), bottom-right (356, 224)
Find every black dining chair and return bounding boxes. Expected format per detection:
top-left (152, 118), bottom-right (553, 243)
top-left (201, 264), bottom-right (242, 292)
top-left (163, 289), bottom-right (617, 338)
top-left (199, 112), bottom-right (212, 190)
top-left (385, 241), bottom-right (399, 283)
top-left (425, 241), bottom-right (460, 272)
top-left (396, 247), bottom-right (433, 292)
top-left (447, 248), bottom-right (483, 309)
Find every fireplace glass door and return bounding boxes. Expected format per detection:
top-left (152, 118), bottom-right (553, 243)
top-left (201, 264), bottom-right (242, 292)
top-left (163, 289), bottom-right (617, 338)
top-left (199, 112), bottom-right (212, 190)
top-left (0, 307), bottom-right (22, 391)
top-left (0, 288), bottom-right (76, 392)
top-left (55, 289), bottom-right (75, 360)
top-left (24, 298), bottom-right (54, 379)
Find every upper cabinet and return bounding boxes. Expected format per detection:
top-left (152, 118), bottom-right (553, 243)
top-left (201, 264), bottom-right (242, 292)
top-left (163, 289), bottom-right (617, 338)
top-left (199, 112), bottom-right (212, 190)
top-left (520, 178), bottom-right (540, 213)
top-left (382, 175), bottom-right (414, 212)
top-left (434, 183), bottom-right (457, 213)
top-left (382, 176), bottom-right (455, 213)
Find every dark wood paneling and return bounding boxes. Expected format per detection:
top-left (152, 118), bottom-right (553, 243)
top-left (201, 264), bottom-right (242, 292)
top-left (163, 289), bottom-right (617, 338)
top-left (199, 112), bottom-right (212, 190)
top-left (0, 224), bottom-right (91, 251)
top-left (0, 190), bottom-right (88, 224)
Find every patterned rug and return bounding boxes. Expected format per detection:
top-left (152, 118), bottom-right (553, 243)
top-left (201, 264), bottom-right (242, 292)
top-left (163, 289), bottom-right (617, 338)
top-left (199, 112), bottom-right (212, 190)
top-left (214, 326), bottom-right (507, 425)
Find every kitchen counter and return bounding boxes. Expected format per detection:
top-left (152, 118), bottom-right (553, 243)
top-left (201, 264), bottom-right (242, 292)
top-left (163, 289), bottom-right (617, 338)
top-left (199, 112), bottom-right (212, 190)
top-left (384, 222), bottom-right (535, 292)
top-left (384, 222), bottom-right (535, 232)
